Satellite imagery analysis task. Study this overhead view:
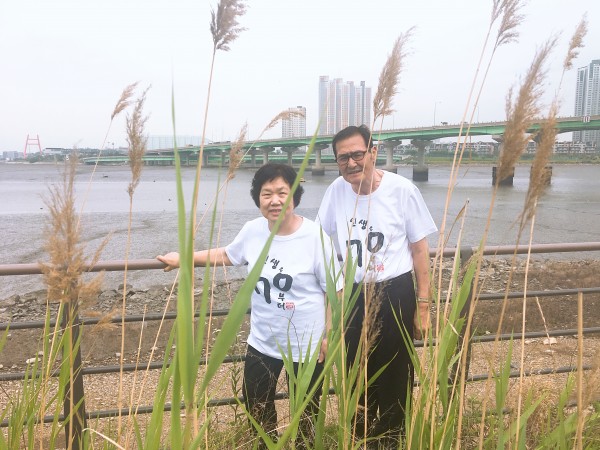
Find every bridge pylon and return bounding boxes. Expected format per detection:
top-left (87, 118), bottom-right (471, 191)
top-left (24, 134), bottom-right (43, 157)
top-left (411, 139), bottom-right (430, 181)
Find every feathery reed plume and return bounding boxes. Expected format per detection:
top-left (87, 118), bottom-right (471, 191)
top-left (210, 0), bottom-right (247, 52)
top-left (490, 0), bottom-right (502, 23)
top-left (78, 82), bottom-right (141, 230)
top-left (43, 154), bottom-right (105, 303)
top-left (496, 38), bottom-right (555, 182)
top-left (111, 82), bottom-right (139, 121)
top-left (563, 15), bottom-right (587, 71)
top-left (227, 123), bottom-right (247, 180)
top-left (126, 86), bottom-right (150, 197)
top-left (494, 0), bottom-right (525, 48)
top-left (521, 107), bottom-right (557, 224)
top-left (372, 29), bottom-right (413, 124)
top-left (261, 109), bottom-right (306, 135)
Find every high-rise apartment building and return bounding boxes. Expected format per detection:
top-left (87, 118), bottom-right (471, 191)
top-left (573, 59), bottom-right (600, 145)
top-left (318, 76), bottom-right (371, 135)
top-left (282, 106), bottom-right (306, 138)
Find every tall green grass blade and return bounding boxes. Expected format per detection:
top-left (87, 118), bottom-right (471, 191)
top-left (169, 84), bottom-right (197, 426)
top-left (144, 326), bottom-right (177, 450)
top-left (193, 173), bottom-right (222, 415)
top-left (169, 353), bottom-right (184, 449)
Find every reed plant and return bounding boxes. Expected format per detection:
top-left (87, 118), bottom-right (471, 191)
top-left (118, 86), bottom-right (150, 445)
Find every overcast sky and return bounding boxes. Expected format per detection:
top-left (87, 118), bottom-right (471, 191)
top-left (1, 0), bottom-right (597, 152)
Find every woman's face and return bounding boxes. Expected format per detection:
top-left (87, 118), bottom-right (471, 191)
top-left (258, 176), bottom-right (295, 224)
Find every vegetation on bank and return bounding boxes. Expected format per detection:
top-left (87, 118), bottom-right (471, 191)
top-left (5, 148), bottom-right (600, 167)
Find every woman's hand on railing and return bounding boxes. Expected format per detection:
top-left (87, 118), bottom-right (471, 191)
top-left (156, 252), bottom-right (181, 272)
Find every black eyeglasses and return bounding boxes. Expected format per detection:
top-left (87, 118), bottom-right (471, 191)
top-left (335, 150), bottom-right (369, 165)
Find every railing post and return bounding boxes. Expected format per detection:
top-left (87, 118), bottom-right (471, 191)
top-left (61, 301), bottom-right (87, 450)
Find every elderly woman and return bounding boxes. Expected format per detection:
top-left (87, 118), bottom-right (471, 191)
top-left (157, 163), bottom-right (341, 447)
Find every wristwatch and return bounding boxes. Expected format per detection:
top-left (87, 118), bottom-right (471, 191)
top-left (417, 297), bottom-right (430, 303)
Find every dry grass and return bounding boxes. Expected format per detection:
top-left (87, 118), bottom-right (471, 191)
top-left (372, 29), bottom-right (413, 124)
top-left (227, 124), bottom-right (248, 180)
top-left (521, 108), bottom-right (556, 225)
top-left (111, 82), bottom-right (139, 121)
top-left (210, 0), bottom-right (247, 53)
top-left (42, 155), bottom-right (105, 306)
top-left (496, 37), bottom-right (555, 183)
top-left (563, 15), bottom-right (588, 71)
top-left (262, 109), bottom-right (305, 135)
top-left (126, 86), bottom-right (150, 198)
top-left (494, 0), bottom-right (525, 48)
top-left (496, 39), bottom-right (556, 183)
top-left (520, 16), bottom-right (588, 226)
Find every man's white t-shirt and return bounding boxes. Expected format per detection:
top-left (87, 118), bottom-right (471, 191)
top-left (317, 171), bottom-right (437, 283)
top-left (225, 216), bottom-right (341, 362)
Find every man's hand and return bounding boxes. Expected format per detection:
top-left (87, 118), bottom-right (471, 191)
top-left (156, 252), bottom-right (181, 272)
top-left (413, 302), bottom-right (431, 340)
top-left (318, 338), bottom-right (328, 363)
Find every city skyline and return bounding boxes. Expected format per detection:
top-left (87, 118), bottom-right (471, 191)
top-left (573, 59), bottom-right (600, 145)
top-left (318, 76), bottom-right (371, 135)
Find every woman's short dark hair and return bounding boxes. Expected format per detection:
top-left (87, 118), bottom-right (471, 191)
top-left (331, 124), bottom-right (373, 157)
top-left (250, 163), bottom-right (304, 207)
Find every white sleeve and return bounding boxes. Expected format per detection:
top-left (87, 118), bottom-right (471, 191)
top-left (224, 222), bottom-right (251, 266)
top-left (316, 184), bottom-right (336, 237)
top-left (405, 186), bottom-right (438, 243)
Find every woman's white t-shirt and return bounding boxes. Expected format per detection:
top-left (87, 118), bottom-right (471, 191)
top-left (225, 216), bottom-right (341, 362)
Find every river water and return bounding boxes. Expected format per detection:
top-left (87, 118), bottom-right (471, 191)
top-left (1, 162), bottom-right (599, 298)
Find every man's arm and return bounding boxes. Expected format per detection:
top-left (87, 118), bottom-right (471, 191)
top-left (410, 237), bottom-right (431, 339)
top-left (318, 294), bottom-right (333, 363)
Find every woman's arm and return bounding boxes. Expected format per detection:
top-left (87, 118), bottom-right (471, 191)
top-left (157, 247), bottom-right (232, 272)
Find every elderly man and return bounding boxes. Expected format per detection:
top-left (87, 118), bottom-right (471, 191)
top-left (317, 125), bottom-right (437, 447)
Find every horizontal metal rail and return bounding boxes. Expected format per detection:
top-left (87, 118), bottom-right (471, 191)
top-left (2, 361), bottom-right (594, 428)
top-left (0, 308), bottom-right (241, 331)
top-left (2, 326), bottom-right (599, 383)
top-left (477, 287), bottom-right (600, 300)
top-left (2, 242), bottom-right (600, 276)
top-left (3, 287), bottom-right (600, 333)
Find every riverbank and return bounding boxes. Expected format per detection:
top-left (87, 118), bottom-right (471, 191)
top-left (2, 153), bottom-right (600, 167)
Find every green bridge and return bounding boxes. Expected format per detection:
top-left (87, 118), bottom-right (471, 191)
top-left (82, 115), bottom-right (600, 180)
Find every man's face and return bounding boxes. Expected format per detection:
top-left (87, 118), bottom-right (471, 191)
top-left (335, 134), bottom-right (377, 191)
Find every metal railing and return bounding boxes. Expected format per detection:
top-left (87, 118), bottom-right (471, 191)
top-left (1, 241), bottom-right (599, 448)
